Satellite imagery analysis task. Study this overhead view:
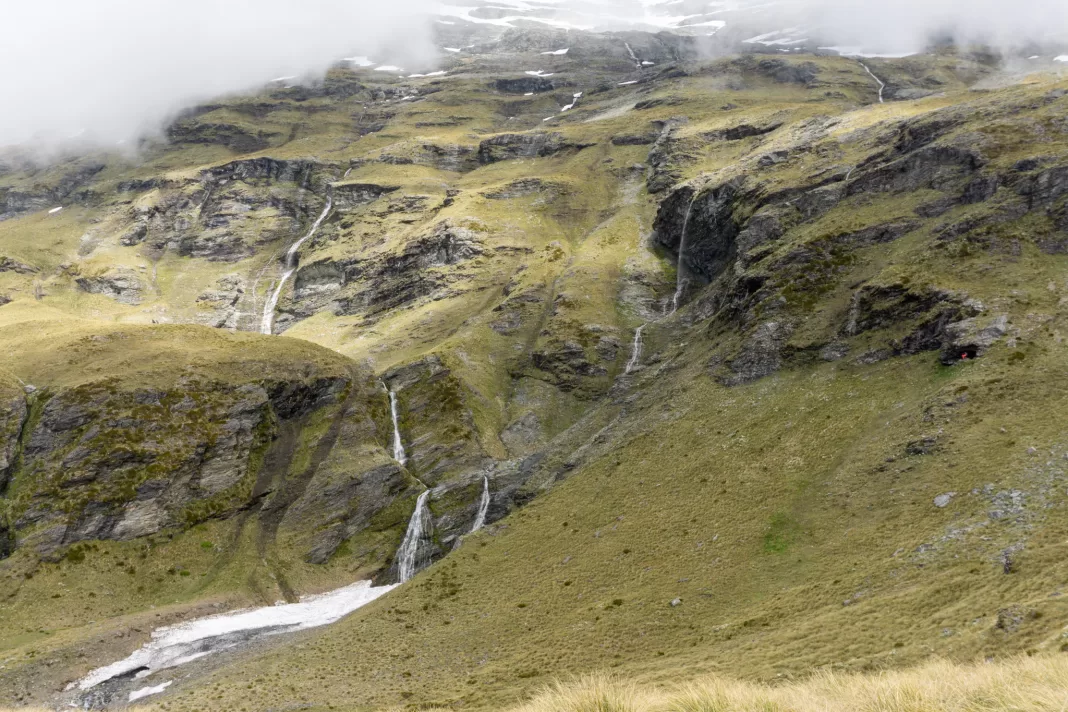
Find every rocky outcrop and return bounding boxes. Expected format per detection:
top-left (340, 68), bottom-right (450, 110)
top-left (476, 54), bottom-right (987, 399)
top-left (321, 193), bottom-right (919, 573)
top-left (74, 269), bottom-right (145, 305)
top-left (494, 76), bottom-right (557, 94)
top-left (654, 179), bottom-right (744, 284)
top-left (7, 369), bottom-right (360, 559)
top-left (332, 182), bottom-right (399, 210)
top-left (939, 314), bottom-right (1009, 364)
top-left (0, 257), bottom-right (38, 275)
top-left (195, 275), bottom-right (246, 329)
top-left (167, 119), bottom-right (276, 153)
top-left (0, 375), bottom-right (27, 496)
top-left (478, 132), bottom-right (593, 164)
top-left (719, 321), bottom-right (792, 386)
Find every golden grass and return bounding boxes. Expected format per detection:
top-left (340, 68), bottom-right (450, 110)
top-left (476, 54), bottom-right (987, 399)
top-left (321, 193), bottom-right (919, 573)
top-left (505, 657), bottom-right (1068, 712)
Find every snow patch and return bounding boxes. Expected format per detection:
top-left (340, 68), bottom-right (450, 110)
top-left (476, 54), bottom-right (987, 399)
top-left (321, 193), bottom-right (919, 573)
top-left (374, 65), bottom-right (404, 72)
top-left (618, 80), bottom-right (638, 86)
top-left (129, 681), bottom-right (173, 702)
top-left (541, 48), bottom-right (569, 55)
top-left (48, 206), bottom-right (63, 214)
top-left (78, 580), bottom-right (395, 690)
top-left (344, 56), bottom-right (374, 67)
top-left (1056, 55), bottom-right (1068, 62)
top-left (819, 46), bottom-right (916, 59)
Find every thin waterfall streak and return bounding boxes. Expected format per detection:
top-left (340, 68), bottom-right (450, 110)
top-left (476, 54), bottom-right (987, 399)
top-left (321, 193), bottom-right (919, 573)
top-left (859, 62), bottom-right (885, 103)
top-left (260, 195), bottom-right (333, 335)
top-left (671, 197), bottom-right (696, 314)
top-left (384, 385), bottom-right (408, 466)
top-left (625, 324), bottom-right (646, 374)
top-left (397, 490), bottom-right (432, 583)
top-left (470, 477), bottom-right (490, 533)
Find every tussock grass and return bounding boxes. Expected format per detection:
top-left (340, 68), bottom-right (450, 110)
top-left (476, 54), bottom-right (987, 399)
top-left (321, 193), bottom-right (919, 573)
top-left (510, 657), bottom-right (1068, 712)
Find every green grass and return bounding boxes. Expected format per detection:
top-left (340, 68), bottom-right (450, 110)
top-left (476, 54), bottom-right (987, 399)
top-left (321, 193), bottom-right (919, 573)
top-left (1, 48), bottom-right (1067, 710)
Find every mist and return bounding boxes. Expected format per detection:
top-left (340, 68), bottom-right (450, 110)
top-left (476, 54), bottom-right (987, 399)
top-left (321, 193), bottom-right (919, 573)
top-left (777, 0), bottom-right (1068, 54)
top-left (3, 0), bottom-right (1066, 153)
top-left (0, 0), bottom-right (435, 151)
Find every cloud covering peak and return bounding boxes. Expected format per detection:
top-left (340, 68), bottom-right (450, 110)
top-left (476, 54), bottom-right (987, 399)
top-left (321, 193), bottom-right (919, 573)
top-left (0, 0), bottom-right (435, 149)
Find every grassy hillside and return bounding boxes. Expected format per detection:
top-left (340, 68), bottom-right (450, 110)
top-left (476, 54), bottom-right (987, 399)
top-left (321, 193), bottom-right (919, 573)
top-left (0, 33), bottom-right (1067, 710)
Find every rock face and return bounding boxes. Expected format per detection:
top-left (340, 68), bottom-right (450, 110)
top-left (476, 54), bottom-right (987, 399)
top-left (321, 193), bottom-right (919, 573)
top-left (940, 315), bottom-right (1009, 364)
top-left (0, 374), bottom-right (27, 496)
top-left (477, 132), bottom-right (592, 164)
top-left (74, 269), bottom-right (145, 305)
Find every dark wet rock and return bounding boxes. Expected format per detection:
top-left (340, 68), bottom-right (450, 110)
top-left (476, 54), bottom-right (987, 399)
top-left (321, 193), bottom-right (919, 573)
top-left (478, 132), bottom-right (592, 164)
top-left (75, 269), bottom-right (145, 305)
top-left (654, 179), bottom-right (744, 284)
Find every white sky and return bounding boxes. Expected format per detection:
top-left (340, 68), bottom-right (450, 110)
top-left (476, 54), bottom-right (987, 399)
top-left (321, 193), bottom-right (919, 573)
top-left (0, 0), bottom-right (435, 149)
top-left (1, 0), bottom-right (1066, 150)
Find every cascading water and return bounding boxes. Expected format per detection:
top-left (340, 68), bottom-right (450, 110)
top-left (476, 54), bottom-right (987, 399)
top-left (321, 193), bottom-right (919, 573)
top-left (469, 477), bottom-right (490, 533)
top-left (858, 62), bottom-right (885, 104)
top-left (260, 194), bottom-right (333, 335)
top-left (385, 384), bottom-right (407, 466)
top-left (397, 490), bottom-right (433, 582)
top-left (625, 324), bottom-right (646, 374)
top-left (670, 197), bottom-right (696, 314)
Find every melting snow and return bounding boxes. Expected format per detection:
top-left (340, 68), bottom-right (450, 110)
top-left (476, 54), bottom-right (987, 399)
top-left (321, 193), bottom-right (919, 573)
top-left (443, 47), bottom-right (461, 53)
top-left (524, 92), bottom-right (534, 95)
top-left (78, 580), bottom-right (395, 691)
top-left (129, 681), bottom-right (173, 702)
top-left (48, 206), bottom-right (63, 214)
top-left (819, 46), bottom-right (916, 59)
top-left (344, 56), bottom-right (374, 67)
top-left (374, 65), bottom-right (404, 72)
top-left (618, 80), bottom-right (638, 85)
top-left (1056, 56), bottom-right (1068, 62)
top-left (525, 70), bottom-right (554, 77)
top-left (541, 48), bottom-right (569, 55)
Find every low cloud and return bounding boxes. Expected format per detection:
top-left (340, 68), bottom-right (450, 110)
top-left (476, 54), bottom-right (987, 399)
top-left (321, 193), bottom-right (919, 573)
top-left (0, 0), bottom-right (435, 150)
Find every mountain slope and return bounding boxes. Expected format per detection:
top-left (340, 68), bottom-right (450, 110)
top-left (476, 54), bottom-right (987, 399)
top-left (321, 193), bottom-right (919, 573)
top-left (0, 29), bottom-right (1066, 709)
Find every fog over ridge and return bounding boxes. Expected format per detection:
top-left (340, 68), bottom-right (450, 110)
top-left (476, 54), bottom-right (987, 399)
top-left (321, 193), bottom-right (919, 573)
top-left (0, 0), bottom-right (436, 150)
top-left (2, 0), bottom-right (1067, 152)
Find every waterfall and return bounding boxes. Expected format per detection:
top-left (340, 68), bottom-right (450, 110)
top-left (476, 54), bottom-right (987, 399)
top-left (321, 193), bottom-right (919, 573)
top-left (670, 197), bottom-right (696, 314)
top-left (385, 385), bottom-right (407, 466)
top-left (397, 490), bottom-right (433, 582)
top-left (470, 477), bottom-right (490, 533)
top-left (858, 62), bottom-right (885, 104)
top-left (625, 324), bottom-right (646, 374)
top-left (260, 195), bottom-right (333, 335)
